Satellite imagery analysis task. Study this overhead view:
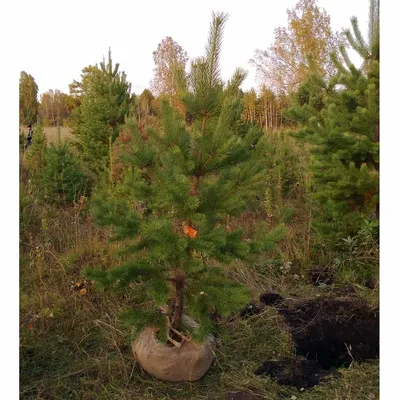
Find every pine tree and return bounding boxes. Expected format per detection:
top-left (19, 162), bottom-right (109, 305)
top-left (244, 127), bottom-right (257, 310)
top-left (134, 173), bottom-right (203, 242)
top-left (74, 49), bottom-right (131, 179)
top-left (286, 0), bottom-right (379, 240)
top-left (41, 141), bottom-right (89, 204)
top-left (85, 12), bottom-right (284, 342)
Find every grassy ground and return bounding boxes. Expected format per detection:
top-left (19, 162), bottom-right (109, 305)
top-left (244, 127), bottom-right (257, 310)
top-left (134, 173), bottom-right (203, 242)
top-left (20, 126), bottom-right (74, 144)
top-left (43, 126), bottom-right (74, 144)
top-left (19, 200), bottom-right (379, 400)
top-left (19, 132), bottom-right (379, 400)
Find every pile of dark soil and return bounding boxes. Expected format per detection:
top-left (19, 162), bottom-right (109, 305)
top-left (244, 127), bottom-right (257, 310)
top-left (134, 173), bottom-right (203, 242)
top-left (255, 294), bottom-right (379, 389)
top-left (277, 297), bottom-right (379, 369)
top-left (259, 293), bottom-right (284, 306)
top-left (254, 359), bottom-right (339, 390)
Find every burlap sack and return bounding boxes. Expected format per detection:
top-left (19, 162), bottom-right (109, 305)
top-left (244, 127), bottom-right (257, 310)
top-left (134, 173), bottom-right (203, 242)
top-left (132, 315), bottom-right (216, 382)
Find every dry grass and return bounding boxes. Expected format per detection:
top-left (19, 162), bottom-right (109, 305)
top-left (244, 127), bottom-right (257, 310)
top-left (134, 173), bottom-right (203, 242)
top-left (43, 126), bottom-right (75, 144)
top-left (19, 136), bottom-right (379, 399)
top-left (20, 125), bottom-right (74, 144)
top-left (19, 195), bottom-right (379, 400)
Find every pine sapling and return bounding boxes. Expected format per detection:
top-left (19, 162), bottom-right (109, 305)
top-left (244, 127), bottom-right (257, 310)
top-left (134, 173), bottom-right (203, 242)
top-left (85, 12), bottom-right (285, 343)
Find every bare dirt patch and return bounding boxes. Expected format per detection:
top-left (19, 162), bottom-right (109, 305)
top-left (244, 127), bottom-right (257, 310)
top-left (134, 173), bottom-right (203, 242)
top-left (277, 296), bottom-right (379, 369)
top-left (254, 294), bottom-right (379, 389)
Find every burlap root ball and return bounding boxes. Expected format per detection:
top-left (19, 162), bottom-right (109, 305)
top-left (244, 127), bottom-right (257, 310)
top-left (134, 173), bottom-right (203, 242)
top-left (132, 316), bottom-right (216, 382)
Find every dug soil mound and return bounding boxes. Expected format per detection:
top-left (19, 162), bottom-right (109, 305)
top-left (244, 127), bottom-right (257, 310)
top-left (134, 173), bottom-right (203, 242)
top-left (277, 297), bottom-right (379, 369)
top-left (259, 293), bottom-right (284, 306)
top-left (255, 294), bottom-right (379, 389)
top-left (255, 359), bottom-right (339, 389)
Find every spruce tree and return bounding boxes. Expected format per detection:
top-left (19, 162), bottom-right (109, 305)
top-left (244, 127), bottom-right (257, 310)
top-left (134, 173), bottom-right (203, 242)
top-left (85, 12), bottom-right (284, 342)
top-left (74, 49), bottom-right (131, 178)
top-left (286, 0), bottom-right (379, 240)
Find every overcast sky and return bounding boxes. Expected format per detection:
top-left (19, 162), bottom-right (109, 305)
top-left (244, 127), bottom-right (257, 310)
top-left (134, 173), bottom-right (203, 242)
top-left (16, 0), bottom-right (369, 96)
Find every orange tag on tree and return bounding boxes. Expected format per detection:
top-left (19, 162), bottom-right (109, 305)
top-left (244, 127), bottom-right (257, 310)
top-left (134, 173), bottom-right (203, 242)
top-left (183, 225), bottom-right (197, 238)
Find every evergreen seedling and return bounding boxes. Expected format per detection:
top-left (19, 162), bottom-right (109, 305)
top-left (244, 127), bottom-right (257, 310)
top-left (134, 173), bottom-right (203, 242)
top-left (41, 141), bottom-right (88, 204)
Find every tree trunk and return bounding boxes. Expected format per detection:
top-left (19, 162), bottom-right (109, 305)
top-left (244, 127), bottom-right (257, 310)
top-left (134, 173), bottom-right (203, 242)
top-left (374, 120), bottom-right (380, 144)
top-left (190, 176), bottom-right (200, 196)
top-left (374, 120), bottom-right (380, 219)
top-left (172, 272), bottom-right (185, 329)
top-left (109, 135), bottom-right (113, 186)
top-left (270, 102), bottom-right (273, 130)
top-left (264, 100), bottom-right (268, 131)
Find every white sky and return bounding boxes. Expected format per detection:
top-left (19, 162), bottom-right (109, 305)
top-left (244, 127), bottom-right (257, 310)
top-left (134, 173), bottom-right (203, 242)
top-left (14, 0), bottom-right (369, 96)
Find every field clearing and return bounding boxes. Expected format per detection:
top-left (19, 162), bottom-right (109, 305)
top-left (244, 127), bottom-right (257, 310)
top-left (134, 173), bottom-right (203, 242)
top-left (20, 126), bottom-right (75, 144)
top-left (43, 126), bottom-right (75, 144)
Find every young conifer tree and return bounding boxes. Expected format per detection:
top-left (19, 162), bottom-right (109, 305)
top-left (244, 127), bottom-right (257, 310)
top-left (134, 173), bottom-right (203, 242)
top-left (286, 0), bottom-right (379, 240)
top-left (74, 49), bottom-right (131, 178)
top-left (41, 141), bottom-right (88, 204)
top-left (85, 12), bottom-right (284, 341)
